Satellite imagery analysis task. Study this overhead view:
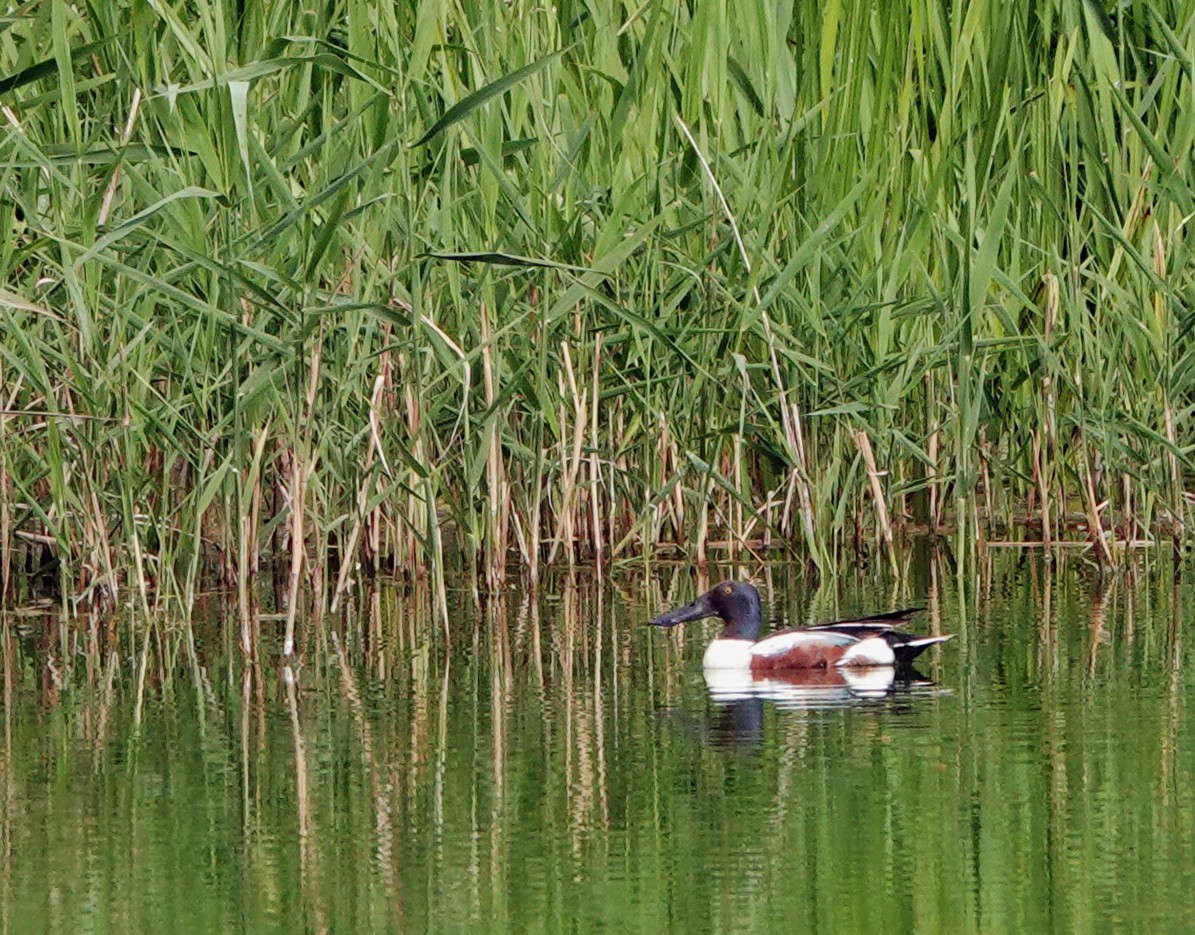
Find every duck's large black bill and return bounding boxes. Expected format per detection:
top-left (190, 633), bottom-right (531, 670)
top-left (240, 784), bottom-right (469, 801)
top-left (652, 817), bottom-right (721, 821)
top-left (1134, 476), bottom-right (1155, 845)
top-left (647, 592), bottom-right (716, 628)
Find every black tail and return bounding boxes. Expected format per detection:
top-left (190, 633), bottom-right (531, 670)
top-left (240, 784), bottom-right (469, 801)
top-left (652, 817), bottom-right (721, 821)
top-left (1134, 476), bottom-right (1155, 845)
top-left (888, 633), bottom-right (953, 665)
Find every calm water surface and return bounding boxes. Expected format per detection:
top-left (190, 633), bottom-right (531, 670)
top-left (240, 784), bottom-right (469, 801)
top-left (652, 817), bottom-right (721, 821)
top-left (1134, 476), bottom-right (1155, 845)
top-left (3, 554), bottom-right (1194, 933)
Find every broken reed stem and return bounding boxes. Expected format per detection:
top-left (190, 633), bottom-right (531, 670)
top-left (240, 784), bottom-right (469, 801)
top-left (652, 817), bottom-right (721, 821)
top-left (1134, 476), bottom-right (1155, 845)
top-left (1080, 448), bottom-right (1115, 568)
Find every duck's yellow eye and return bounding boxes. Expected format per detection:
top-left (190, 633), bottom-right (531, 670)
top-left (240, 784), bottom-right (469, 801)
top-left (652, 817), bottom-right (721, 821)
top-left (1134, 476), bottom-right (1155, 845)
top-left (722, 585), bottom-right (733, 595)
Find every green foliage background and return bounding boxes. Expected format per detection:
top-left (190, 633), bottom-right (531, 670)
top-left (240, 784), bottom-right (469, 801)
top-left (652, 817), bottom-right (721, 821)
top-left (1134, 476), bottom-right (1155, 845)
top-left (2, 0), bottom-right (1194, 604)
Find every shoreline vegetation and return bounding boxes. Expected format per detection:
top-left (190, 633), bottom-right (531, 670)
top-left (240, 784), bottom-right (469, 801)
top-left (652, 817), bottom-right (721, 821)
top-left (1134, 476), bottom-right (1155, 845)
top-left (2, 2), bottom-right (1194, 627)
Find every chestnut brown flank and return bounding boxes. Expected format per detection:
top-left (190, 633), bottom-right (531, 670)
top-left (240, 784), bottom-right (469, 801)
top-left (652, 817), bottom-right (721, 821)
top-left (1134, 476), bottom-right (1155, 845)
top-left (750, 644), bottom-right (847, 672)
top-left (755, 666), bottom-right (848, 687)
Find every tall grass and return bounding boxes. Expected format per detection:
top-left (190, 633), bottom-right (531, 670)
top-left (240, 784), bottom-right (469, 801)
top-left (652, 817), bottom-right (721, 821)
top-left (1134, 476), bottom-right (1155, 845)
top-left (2, 0), bottom-right (1194, 616)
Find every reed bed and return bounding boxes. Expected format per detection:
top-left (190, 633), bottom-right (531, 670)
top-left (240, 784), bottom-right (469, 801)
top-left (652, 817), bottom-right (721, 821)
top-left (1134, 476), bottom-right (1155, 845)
top-left (2, 0), bottom-right (1194, 617)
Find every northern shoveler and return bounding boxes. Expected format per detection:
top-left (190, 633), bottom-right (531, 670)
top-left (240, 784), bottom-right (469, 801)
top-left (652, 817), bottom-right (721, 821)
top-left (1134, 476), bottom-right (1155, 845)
top-left (648, 580), bottom-right (952, 671)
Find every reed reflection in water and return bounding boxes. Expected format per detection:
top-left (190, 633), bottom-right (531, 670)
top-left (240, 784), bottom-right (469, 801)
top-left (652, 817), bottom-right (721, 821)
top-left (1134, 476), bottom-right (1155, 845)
top-left (1, 553), bottom-right (1194, 933)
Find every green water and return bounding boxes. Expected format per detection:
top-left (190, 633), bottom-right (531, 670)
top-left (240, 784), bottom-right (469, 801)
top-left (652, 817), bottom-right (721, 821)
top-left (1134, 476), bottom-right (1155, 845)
top-left (3, 555), bottom-right (1194, 933)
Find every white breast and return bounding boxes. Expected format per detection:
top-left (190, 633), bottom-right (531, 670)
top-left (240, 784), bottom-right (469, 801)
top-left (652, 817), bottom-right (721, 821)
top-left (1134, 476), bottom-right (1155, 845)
top-left (702, 639), bottom-right (755, 670)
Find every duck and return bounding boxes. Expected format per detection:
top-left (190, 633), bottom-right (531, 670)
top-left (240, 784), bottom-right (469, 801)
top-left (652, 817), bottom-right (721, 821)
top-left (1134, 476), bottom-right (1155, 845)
top-left (648, 580), bottom-right (952, 671)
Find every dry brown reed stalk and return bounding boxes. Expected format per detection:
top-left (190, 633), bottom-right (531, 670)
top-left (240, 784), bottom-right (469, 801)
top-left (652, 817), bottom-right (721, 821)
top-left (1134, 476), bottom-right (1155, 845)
top-left (1154, 221), bottom-right (1181, 533)
top-left (978, 441), bottom-right (994, 541)
top-left (788, 403), bottom-right (818, 558)
top-left (1075, 442), bottom-right (1118, 571)
top-left (1038, 272), bottom-right (1060, 546)
top-left (2, 622), bottom-right (12, 750)
top-left (338, 434), bottom-right (375, 608)
top-left (547, 342), bottom-right (586, 568)
top-left (132, 617), bottom-right (152, 728)
top-left (283, 339), bottom-right (323, 658)
top-left (733, 377), bottom-right (745, 548)
top-left (1032, 434), bottom-right (1050, 548)
top-left (400, 353), bottom-right (425, 574)
top-left (1080, 448), bottom-right (1116, 568)
top-left (552, 393), bottom-right (568, 556)
top-left (370, 322), bottom-right (395, 570)
top-left (128, 507), bottom-right (151, 615)
top-left (0, 367), bottom-right (8, 599)
top-left (331, 372), bottom-right (385, 614)
top-left (282, 447), bottom-right (308, 658)
top-left (853, 429), bottom-right (897, 574)
top-left (694, 470), bottom-right (709, 565)
top-left (925, 373), bottom-right (943, 534)
top-left (654, 416), bottom-right (679, 550)
top-left (1120, 473), bottom-right (1138, 546)
top-left (429, 516), bottom-right (450, 640)
top-left (480, 302), bottom-right (509, 587)
top-left (237, 422), bottom-right (270, 657)
top-left (526, 456), bottom-right (544, 586)
top-left (79, 460), bottom-right (116, 605)
top-left (514, 389), bottom-right (545, 580)
top-left (587, 334), bottom-right (604, 573)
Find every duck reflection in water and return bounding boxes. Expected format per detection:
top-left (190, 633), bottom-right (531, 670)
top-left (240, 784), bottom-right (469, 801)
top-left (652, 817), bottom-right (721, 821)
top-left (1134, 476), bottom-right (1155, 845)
top-left (662, 666), bottom-right (939, 751)
top-left (704, 660), bottom-right (913, 705)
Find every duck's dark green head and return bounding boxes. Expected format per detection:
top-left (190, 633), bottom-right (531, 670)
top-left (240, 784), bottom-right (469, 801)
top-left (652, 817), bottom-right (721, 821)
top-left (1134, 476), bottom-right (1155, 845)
top-left (647, 580), bottom-right (763, 641)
